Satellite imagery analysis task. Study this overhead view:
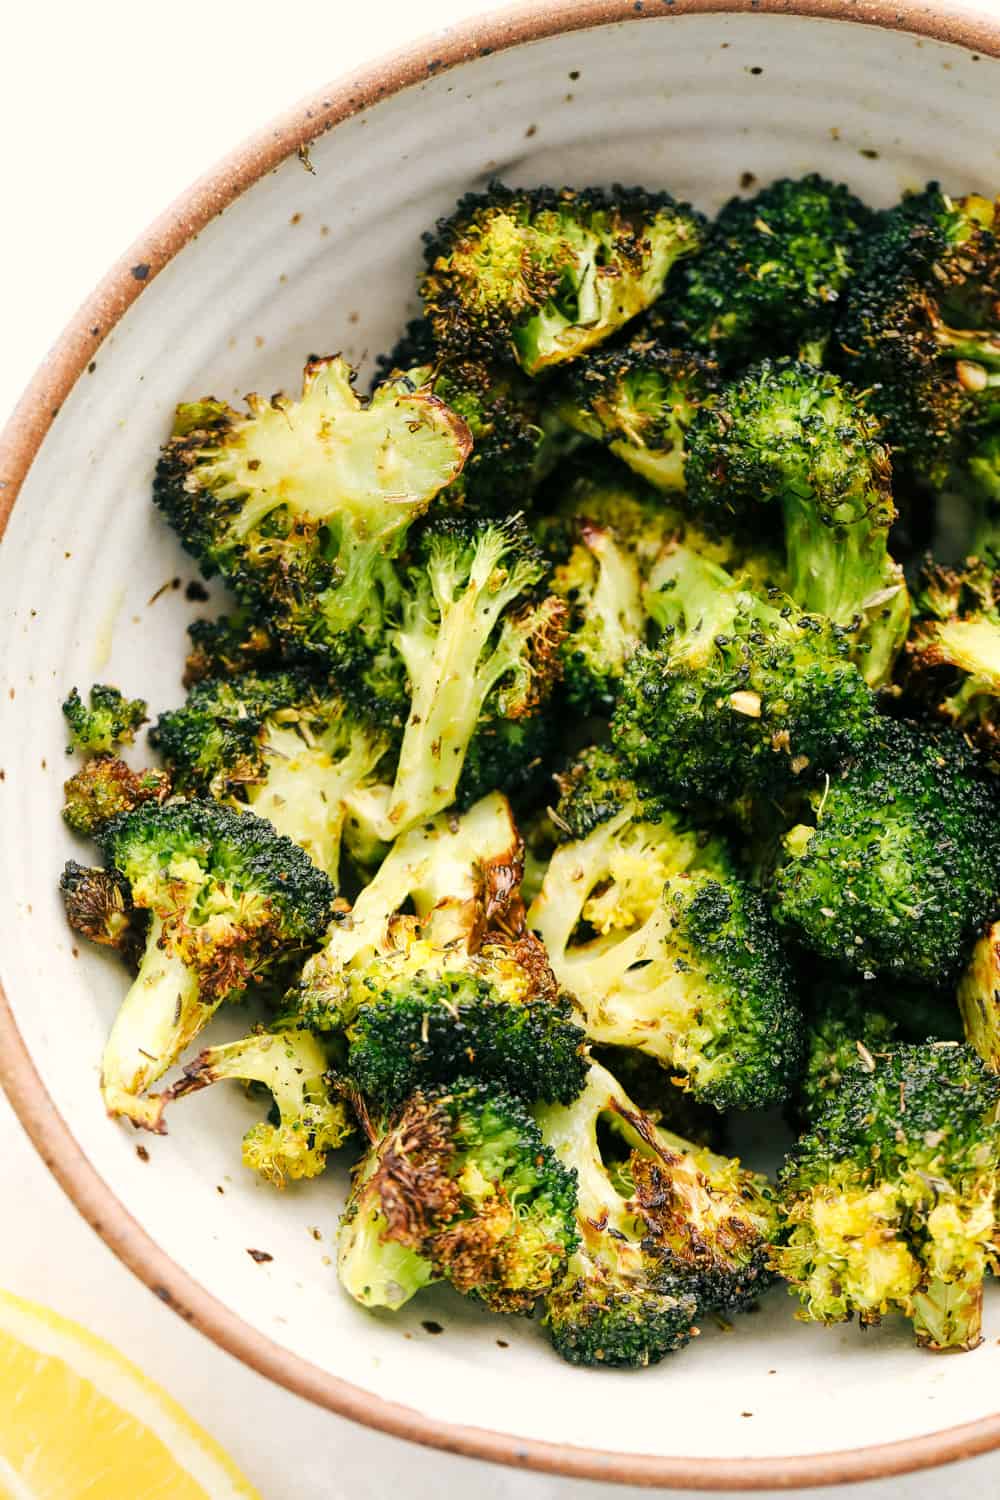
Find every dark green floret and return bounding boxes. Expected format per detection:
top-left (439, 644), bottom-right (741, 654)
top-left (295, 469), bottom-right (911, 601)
top-left (794, 982), bottom-right (899, 1130)
top-left (685, 360), bottom-right (909, 685)
top-left (774, 1043), bottom-right (1000, 1351)
top-left (612, 544), bottom-right (875, 804)
top-left (769, 718), bottom-right (1000, 983)
top-left (421, 181), bottom-right (704, 374)
top-left (536, 1061), bottom-right (777, 1365)
top-left (906, 557), bottom-right (1000, 762)
top-left (183, 608), bottom-right (279, 686)
top-left (338, 1079), bottom-right (579, 1314)
top-left (63, 684), bottom-right (147, 755)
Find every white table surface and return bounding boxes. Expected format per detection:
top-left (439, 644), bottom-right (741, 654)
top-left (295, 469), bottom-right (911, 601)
top-left (2, 3), bottom-right (999, 1495)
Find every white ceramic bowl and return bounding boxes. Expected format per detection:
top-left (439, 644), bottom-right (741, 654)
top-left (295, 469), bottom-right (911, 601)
top-left (4, 3), bottom-right (1000, 1487)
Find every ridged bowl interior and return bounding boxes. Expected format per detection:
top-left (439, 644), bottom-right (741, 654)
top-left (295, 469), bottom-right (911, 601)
top-left (2, 8), bottom-right (1000, 1472)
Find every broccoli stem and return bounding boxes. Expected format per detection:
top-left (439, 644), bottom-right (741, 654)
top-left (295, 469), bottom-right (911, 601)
top-left (337, 1157), bottom-right (438, 1310)
top-left (100, 915), bottom-right (221, 1130)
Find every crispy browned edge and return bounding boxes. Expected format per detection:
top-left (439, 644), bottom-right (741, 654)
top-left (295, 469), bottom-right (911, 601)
top-left (2, 0), bottom-right (1000, 1487)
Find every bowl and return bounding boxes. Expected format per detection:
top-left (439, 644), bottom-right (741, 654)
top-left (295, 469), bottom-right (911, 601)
top-left (3, 1), bottom-right (1000, 1487)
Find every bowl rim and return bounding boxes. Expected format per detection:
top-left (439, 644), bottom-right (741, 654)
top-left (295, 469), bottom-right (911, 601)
top-left (3, 0), bottom-right (1000, 1487)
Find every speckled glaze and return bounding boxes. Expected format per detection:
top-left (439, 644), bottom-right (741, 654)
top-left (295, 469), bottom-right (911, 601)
top-left (3, 2), bottom-right (1000, 1488)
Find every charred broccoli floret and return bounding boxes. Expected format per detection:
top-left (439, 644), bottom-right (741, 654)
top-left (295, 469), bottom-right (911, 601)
top-left (338, 1079), bottom-right (578, 1313)
top-left (839, 186), bottom-right (1000, 487)
top-left (536, 1061), bottom-right (777, 1365)
top-left (612, 544), bottom-right (875, 804)
top-left (154, 356), bottom-right (472, 658)
top-left (294, 793), bottom-right (586, 1104)
top-left (60, 861), bottom-right (139, 959)
top-left (373, 516), bottom-right (566, 837)
top-left (62, 757), bottom-right (171, 837)
top-left (183, 608), bottom-right (279, 686)
top-left (773, 1042), bottom-right (1000, 1351)
top-left (62, 684), bottom-right (147, 754)
top-left (163, 1028), bottom-right (352, 1186)
top-left (151, 670), bottom-right (392, 884)
top-left (421, 182), bottom-right (704, 374)
top-left (770, 719), bottom-right (1000, 983)
top-left (78, 800), bottom-right (334, 1130)
top-left (529, 785), bottom-right (802, 1110)
top-left (685, 360), bottom-right (909, 685)
top-left (906, 558), bottom-right (1000, 761)
top-left (555, 340), bottom-right (720, 492)
top-left (670, 174), bottom-right (872, 367)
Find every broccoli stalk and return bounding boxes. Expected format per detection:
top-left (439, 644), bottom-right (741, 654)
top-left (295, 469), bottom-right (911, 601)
top-left (377, 518), bottom-right (565, 837)
top-left (154, 357), bottom-right (472, 657)
top-left (535, 1061), bottom-right (777, 1366)
top-left (611, 544), bottom-right (875, 803)
top-left (338, 1080), bottom-right (579, 1313)
top-left (685, 360), bottom-right (910, 685)
top-left (62, 684), bottom-right (147, 754)
top-left (75, 801), bottom-right (335, 1130)
top-left (163, 1029), bottom-right (352, 1186)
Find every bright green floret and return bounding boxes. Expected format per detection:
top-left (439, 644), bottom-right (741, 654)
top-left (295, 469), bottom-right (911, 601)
top-left (338, 1079), bottom-right (579, 1314)
top-left (670, 173), bottom-right (872, 367)
top-left (685, 360), bottom-right (909, 686)
top-left (153, 356), bottom-right (472, 661)
top-left (421, 181), bottom-right (704, 375)
top-left (529, 777), bottom-right (802, 1111)
top-left (774, 1043), bottom-right (1000, 1352)
top-left (87, 799), bottom-right (334, 1130)
top-left (536, 1061), bottom-right (777, 1366)
top-left (770, 718), bottom-right (1000, 984)
top-left (62, 684), bottom-right (147, 755)
top-left (151, 670), bottom-right (392, 885)
top-left (612, 544), bottom-right (875, 804)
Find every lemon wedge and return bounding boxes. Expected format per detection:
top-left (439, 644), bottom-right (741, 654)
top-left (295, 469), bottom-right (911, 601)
top-left (0, 1287), bottom-right (260, 1499)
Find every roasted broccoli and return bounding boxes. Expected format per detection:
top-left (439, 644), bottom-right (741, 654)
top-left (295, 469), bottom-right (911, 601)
top-left (612, 544), bottom-right (875, 803)
top-left (421, 182), bottom-right (704, 374)
top-left (685, 360), bottom-right (909, 685)
top-left (338, 1079), bottom-right (578, 1313)
top-left (536, 1061), bottom-right (777, 1365)
top-left (958, 921), bottom-right (1000, 1072)
top-left (839, 186), bottom-right (1000, 488)
top-left (793, 983), bottom-right (900, 1130)
top-left (183, 608), bottom-right (279, 686)
top-left (529, 762), bottom-right (802, 1110)
top-left (550, 515), bottom-right (646, 714)
top-left (62, 684), bottom-right (147, 755)
top-left (154, 356), bottom-right (472, 658)
top-left (62, 756), bottom-right (171, 837)
top-left (770, 718), bottom-right (1000, 983)
top-left (60, 861), bottom-right (140, 960)
top-left (163, 1027), bottom-right (352, 1185)
top-left (667, 174), bottom-right (871, 366)
top-left (555, 340), bottom-right (720, 492)
top-left (906, 558), bottom-right (1000, 762)
top-left (151, 670), bottom-right (391, 884)
top-left (74, 800), bottom-right (335, 1130)
top-left (774, 1042), bottom-right (1000, 1351)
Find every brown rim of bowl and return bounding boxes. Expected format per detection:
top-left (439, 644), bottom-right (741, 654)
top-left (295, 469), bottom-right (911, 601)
top-left (2, 0), bottom-right (1000, 1487)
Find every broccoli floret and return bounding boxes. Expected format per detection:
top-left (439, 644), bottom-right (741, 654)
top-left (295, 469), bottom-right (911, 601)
top-left (62, 756), bottom-right (171, 837)
top-left (456, 710), bottom-right (555, 811)
top-left (670, 174), bottom-right (872, 367)
top-left (338, 1079), bottom-right (578, 1314)
top-left (60, 861), bottom-right (139, 960)
top-left (794, 982), bottom-right (900, 1130)
top-left (958, 921), bottom-right (1000, 1071)
top-left (534, 459), bottom-right (681, 572)
top-left (612, 544), bottom-right (875, 804)
top-left (839, 186), bottom-right (1000, 488)
top-left (536, 1061), bottom-right (777, 1365)
top-left (906, 558), bottom-right (1000, 761)
top-left (373, 516), bottom-right (565, 838)
top-left (685, 360), bottom-right (909, 686)
top-left (162, 1028), bottom-right (352, 1186)
top-left (529, 783), bottom-right (802, 1110)
top-left (183, 608), bottom-right (279, 687)
top-left (151, 671), bottom-right (392, 885)
top-left (421, 182), bottom-right (704, 375)
top-left (62, 684), bottom-right (147, 755)
top-left (153, 357), bottom-right (472, 658)
top-left (79, 800), bottom-right (334, 1130)
top-left (293, 792), bottom-right (586, 1104)
top-left (555, 340), bottom-right (720, 492)
top-left (773, 1042), bottom-right (1000, 1351)
top-left (770, 718), bottom-right (1000, 983)
top-left (551, 517), bottom-right (646, 714)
